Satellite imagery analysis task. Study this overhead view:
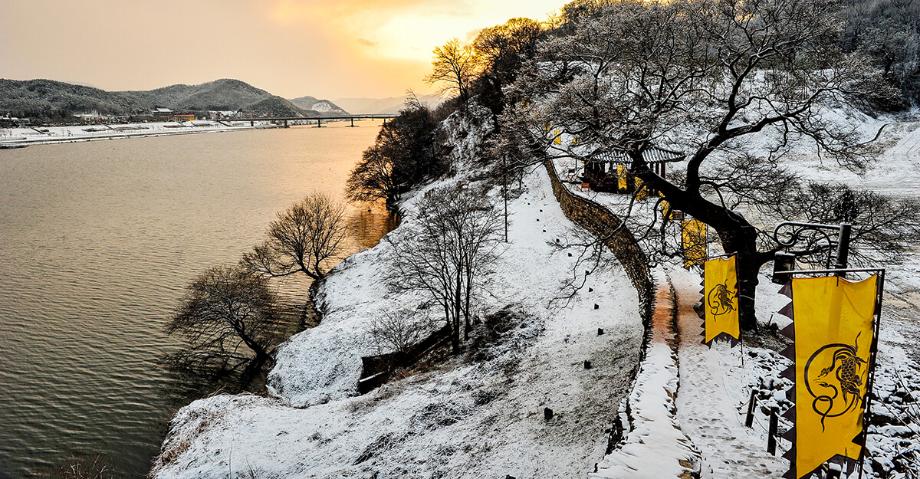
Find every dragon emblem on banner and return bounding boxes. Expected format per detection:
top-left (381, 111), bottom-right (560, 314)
top-left (804, 333), bottom-right (868, 431)
top-left (707, 282), bottom-right (736, 317)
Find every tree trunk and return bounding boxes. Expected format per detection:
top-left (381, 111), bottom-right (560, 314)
top-left (716, 225), bottom-right (760, 331)
top-left (630, 158), bottom-right (766, 331)
top-left (455, 271), bottom-right (466, 341)
top-left (464, 279), bottom-right (472, 339)
top-left (446, 303), bottom-right (459, 354)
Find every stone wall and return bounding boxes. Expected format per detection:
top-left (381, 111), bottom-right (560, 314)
top-left (357, 324), bottom-right (453, 394)
top-left (544, 160), bottom-right (654, 323)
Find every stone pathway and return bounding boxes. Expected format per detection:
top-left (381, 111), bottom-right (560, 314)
top-left (590, 278), bottom-right (700, 478)
top-left (670, 268), bottom-right (789, 478)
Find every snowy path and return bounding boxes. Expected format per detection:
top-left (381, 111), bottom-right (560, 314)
top-left (590, 277), bottom-right (700, 478)
top-left (671, 268), bottom-right (789, 478)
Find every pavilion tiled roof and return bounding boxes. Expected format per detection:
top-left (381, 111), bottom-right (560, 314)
top-left (587, 146), bottom-right (685, 164)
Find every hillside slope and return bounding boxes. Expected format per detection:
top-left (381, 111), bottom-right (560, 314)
top-left (0, 79), bottom-right (143, 118)
top-left (0, 78), bottom-right (339, 119)
top-left (150, 107), bottom-right (645, 478)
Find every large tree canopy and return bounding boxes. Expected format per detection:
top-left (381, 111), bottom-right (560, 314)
top-left (502, 0), bottom-right (920, 329)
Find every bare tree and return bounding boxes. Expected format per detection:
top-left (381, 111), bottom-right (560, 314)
top-left (242, 193), bottom-right (348, 281)
top-left (502, 0), bottom-right (917, 329)
top-left (165, 266), bottom-right (284, 374)
top-left (346, 145), bottom-right (400, 206)
top-left (471, 17), bottom-right (546, 115)
top-left (387, 185), bottom-right (503, 352)
top-left (368, 309), bottom-right (430, 355)
top-left (427, 39), bottom-right (483, 104)
top-left (346, 99), bottom-right (442, 209)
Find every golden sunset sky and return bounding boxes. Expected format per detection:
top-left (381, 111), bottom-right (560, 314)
top-left (0, 0), bottom-right (568, 99)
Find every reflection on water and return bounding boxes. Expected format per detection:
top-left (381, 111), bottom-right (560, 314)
top-left (348, 207), bottom-right (401, 249)
top-left (0, 122), bottom-right (392, 477)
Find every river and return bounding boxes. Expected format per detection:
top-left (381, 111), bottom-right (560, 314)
top-left (0, 123), bottom-right (392, 477)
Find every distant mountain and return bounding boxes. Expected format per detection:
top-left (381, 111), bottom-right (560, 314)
top-left (0, 78), bottom-right (339, 119)
top-left (333, 94), bottom-right (444, 115)
top-left (289, 96), bottom-right (348, 115)
top-left (0, 79), bottom-right (141, 119)
top-left (128, 79), bottom-right (273, 112)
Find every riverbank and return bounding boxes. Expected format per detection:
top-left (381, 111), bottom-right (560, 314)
top-left (0, 121), bottom-right (278, 148)
top-left (152, 165), bottom-right (646, 479)
top-left (150, 107), bottom-right (648, 478)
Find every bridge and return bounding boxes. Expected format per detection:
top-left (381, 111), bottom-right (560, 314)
top-left (220, 114), bottom-right (398, 128)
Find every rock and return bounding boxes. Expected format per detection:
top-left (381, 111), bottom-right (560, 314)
top-left (584, 360), bottom-right (592, 369)
top-left (588, 287), bottom-right (593, 292)
top-left (594, 304), bottom-right (599, 310)
top-left (544, 407), bottom-right (554, 420)
top-left (597, 328), bottom-right (604, 335)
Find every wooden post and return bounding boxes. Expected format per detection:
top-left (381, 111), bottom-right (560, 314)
top-left (767, 407), bottom-right (778, 455)
top-left (745, 389), bottom-right (757, 427)
top-left (350, 117), bottom-right (355, 127)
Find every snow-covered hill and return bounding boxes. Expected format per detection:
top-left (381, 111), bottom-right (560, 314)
top-left (151, 110), bottom-right (645, 478)
top-left (288, 96), bottom-right (349, 116)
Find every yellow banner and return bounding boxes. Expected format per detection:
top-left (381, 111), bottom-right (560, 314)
top-left (703, 255), bottom-right (740, 344)
top-left (790, 275), bottom-right (877, 478)
top-left (635, 177), bottom-right (648, 200)
top-left (659, 199), bottom-right (672, 220)
top-left (682, 219), bottom-right (707, 269)
top-left (617, 164), bottom-right (627, 191)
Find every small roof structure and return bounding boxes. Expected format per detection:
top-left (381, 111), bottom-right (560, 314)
top-left (587, 146), bottom-right (685, 165)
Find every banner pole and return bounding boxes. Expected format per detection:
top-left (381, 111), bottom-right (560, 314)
top-left (858, 269), bottom-right (886, 479)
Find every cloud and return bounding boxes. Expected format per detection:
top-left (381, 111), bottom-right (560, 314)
top-left (276, 0), bottom-right (559, 62)
top-left (267, 0), bottom-right (475, 26)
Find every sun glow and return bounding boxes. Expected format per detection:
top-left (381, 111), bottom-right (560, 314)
top-left (268, 0), bottom-right (566, 62)
top-left (0, 0), bottom-right (570, 98)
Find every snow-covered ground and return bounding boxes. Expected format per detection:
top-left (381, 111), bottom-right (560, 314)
top-left (145, 91), bottom-right (920, 477)
top-left (151, 163), bottom-right (646, 478)
top-left (0, 121), bottom-right (274, 147)
top-left (544, 101), bottom-right (920, 477)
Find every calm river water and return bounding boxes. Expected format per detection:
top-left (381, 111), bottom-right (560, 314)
top-left (0, 123), bottom-right (392, 477)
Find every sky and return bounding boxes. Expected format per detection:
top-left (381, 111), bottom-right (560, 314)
top-left (0, 0), bottom-right (568, 99)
